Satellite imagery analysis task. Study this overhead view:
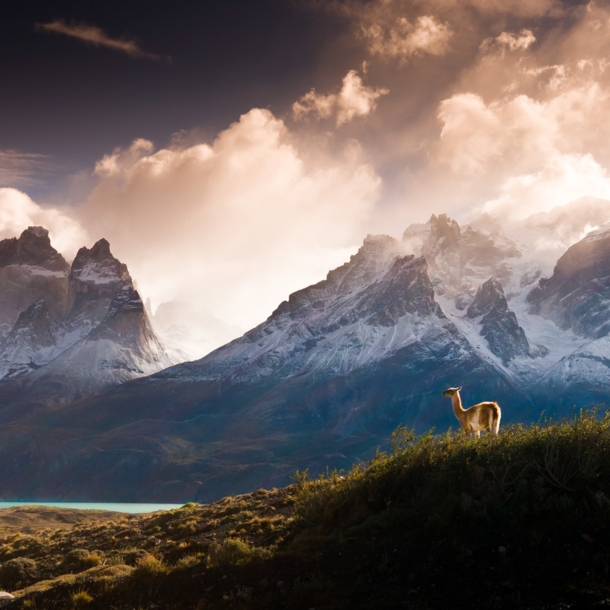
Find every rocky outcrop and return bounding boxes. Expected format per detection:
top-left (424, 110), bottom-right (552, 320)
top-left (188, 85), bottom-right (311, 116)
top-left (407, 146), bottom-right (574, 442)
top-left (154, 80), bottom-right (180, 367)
top-left (467, 278), bottom-right (531, 363)
top-left (67, 238), bottom-right (131, 326)
top-left (0, 226), bottom-right (68, 272)
top-left (0, 299), bottom-right (57, 379)
top-left (0, 227), bottom-right (69, 341)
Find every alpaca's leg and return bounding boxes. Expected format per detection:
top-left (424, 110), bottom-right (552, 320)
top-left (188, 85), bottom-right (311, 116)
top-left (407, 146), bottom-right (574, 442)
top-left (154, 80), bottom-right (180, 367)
top-left (475, 430), bottom-right (481, 438)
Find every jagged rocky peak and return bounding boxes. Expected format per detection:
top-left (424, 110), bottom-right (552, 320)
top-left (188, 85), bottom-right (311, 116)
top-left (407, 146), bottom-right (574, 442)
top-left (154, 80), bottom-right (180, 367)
top-left (70, 238), bottom-right (130, 285)
top-left (468, 277), bottom-right (532, 364)
top-left (527, 224), bottom-right (610, 338)
top-left (402, 213), bottom-right (460, 262)
top-left (174, 232), bottom-right (458, 386)
top-left (427, 213), bottom-right (461, 250)
top-left (402, 213), bottom-right (521, 307)
top-left (269, 235), bottom-right (438, 327)
top-left (107, 282), bottom-right (145, 317)
top-left (327, 233), bottom-right (404, 286)
top-left (67, 238), bottom-right (133, 321)
top-left (467, 278), bottom-right (507, 318)
top-left (0, 227), bottom-right (70, 341)
top-left (0, 226), bottom-right (69, 272)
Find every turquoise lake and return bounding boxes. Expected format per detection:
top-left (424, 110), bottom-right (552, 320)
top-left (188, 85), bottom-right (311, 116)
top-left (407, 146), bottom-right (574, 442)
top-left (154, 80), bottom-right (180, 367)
top-left (0, 502), bottom-right (183, 513)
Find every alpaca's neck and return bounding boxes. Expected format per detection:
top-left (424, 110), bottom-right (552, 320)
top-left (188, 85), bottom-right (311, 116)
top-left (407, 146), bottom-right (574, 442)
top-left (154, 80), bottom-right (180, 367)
top-left (451, 393), bottom-right (465, 417)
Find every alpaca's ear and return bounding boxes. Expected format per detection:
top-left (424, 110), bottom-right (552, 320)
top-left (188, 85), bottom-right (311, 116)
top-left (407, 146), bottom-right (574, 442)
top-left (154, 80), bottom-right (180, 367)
top-left (457, 386), bottom-right (462, 391)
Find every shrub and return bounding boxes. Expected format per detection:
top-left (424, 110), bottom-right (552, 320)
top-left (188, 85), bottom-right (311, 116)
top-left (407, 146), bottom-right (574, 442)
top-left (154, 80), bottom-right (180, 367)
top-left (132, 554), bottom-right (168, 579)
top-left (0, 557), bottom-right (38, 589)
top-left (124, 549), bottom-right (149, 566)
top-left (71, 590), bottom-right (93, 608)
top-left (61, 549), bottom-right (104, 573)
top-left (206, 538), bottom-right (264, 567)
top-left (293, 411), bottom-right (610, 535)
top-left (175, 554), bottom-right (203, 569)
top-left (107, 553), bottom-right (126, 566)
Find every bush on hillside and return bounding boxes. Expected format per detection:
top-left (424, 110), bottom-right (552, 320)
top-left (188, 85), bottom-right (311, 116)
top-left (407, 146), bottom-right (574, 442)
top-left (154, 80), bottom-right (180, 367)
top-left (0, 557), bottom-right (38, 589)
top-left (61, 549), bottom-right (104, 573)
top-left (206, 538), bottom-right (265, 567)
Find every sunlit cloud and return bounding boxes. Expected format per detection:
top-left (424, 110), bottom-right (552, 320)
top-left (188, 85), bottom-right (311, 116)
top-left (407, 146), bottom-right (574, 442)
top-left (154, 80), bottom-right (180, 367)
top-left (483, 153), bottom-right (610, 220)
top-left (35, 20), bottom-right (170, 62)
top-left (437, 81), bottom-right (607, 175)
top-left (308, 0), bottom-right (564, 22)
top-left (360, 15), bottom-right (452, 60)
top-left (481, 29), bottom-right (536, 53)
top-left (9, 0), bottom-right (610, 359)
top-left (0, 188), bottom-right (87, 258)
top-left (292, 69), bottom-right (389, 125)
top-left (76, 108), bottom-right (381, 353)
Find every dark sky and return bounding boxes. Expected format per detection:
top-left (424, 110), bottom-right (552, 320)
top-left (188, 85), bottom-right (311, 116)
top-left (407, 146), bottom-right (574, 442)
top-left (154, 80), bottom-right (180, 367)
top-left (1, 1), bottom-right (347, 177)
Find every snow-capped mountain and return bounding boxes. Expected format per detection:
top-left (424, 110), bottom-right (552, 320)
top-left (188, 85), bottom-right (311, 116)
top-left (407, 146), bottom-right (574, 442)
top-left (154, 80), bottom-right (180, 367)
top-left (402, 208), bottom-right (610, 414)
top-left (527, 225), bottom-right (610, 338)
top-left (0, 227), bottom-right (182, 403)
top-left (165, 235), bottom-right (461, 382)
top-left (155, 232), bottom-right (523, 419)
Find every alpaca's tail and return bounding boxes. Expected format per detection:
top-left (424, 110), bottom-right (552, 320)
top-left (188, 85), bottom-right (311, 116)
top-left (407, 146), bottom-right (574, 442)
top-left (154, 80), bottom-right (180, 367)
top-left (492, 403), bottom-right (502, 435)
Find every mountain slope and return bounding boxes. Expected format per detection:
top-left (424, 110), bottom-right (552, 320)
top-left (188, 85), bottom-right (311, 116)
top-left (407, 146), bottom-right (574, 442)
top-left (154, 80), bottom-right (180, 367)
top-left (22, 284), bottom-right (180, 404)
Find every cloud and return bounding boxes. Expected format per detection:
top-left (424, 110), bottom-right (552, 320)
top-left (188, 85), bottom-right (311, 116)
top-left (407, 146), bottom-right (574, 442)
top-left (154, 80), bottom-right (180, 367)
top-left (0, 150), bottom-right (58, 190)
top-left (309, 0), bottom-right (564, 21)
top-left (481, 29), bottom-right (536, 53)
top-left (77, 108), bottom-right (381, 353)
top-left (360, 15), bottom-right (452, 60)
top-left (0, 188), bottom-right (87, 257)
top-left (482, 153), bottom-right (610, 220)
top-left (437, 81), bottom-right (607, 175)
top-left (35, 20), bottom-right (169, 62)
top-left (292, 69), bottom-right (389, 125)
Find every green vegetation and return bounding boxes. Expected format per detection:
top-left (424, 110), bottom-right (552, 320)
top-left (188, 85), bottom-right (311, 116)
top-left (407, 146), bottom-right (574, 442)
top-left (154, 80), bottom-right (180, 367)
top-left (4, 412), bottom-right (610, 608)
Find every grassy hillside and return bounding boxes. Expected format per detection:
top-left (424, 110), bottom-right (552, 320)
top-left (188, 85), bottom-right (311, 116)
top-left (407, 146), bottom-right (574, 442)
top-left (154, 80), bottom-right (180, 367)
top-left (3, 412), bottom-right (610, 609)
top-left (0, 507), bottom-right (126, 537)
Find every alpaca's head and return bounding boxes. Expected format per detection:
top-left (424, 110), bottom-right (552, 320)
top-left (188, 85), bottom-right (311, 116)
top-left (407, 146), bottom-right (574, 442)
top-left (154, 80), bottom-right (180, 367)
top-left (443, 386), bottom-right (462, 397)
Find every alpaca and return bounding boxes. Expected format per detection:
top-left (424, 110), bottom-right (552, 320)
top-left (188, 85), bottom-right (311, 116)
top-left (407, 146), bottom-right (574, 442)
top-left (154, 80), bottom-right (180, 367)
top-left (442, 386), bottom-right (501, 437)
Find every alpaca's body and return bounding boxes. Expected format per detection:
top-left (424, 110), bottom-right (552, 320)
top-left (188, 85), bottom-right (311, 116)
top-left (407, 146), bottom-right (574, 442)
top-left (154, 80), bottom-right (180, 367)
top-left (443, 387), bottom-right (501, 437)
